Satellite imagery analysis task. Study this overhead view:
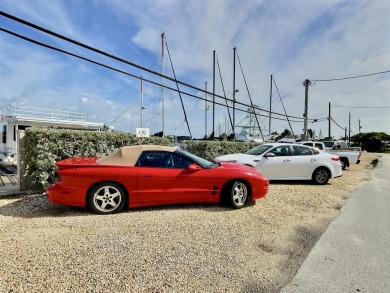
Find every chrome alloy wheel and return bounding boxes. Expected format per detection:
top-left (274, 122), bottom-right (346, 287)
top-left (231, 181), bottom-right (248, 208)
top-left (90, 184), bottom-right (125, 214)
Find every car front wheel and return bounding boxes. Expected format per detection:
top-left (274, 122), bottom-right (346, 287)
top-left (88, 182), bottom-right (126, 214)
top-left (312, 168), bottom-right (330, 185)
top-left (229, 180), bottom-right (249, 209)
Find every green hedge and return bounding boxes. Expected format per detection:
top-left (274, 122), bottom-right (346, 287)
top-left (24, 128), bottom-right (171, 189)
top-left (23, 128), bottom-right (259, 190)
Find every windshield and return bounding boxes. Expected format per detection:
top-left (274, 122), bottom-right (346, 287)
top-left (245, 144), bottom-right (273, 155)
top-left (323, 141), bottom-right (335, 148)
top-left (175, 149), bottom-right (218, 168)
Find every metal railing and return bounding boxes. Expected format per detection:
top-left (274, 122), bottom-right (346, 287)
top-left (1, 105), bottom-right (87, 122)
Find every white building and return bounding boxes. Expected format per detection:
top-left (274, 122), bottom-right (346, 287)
top-left (0, 105), bottom-right (104, 170)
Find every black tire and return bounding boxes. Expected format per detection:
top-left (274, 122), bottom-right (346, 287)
top-left (340, 158), bottom-right (348, 170)
top-left (312, 168), bottom-right (330, 185)
top-left (88, 182), bottom-right (126, 214)
top-left (228, 180), bottom-right (249, 209)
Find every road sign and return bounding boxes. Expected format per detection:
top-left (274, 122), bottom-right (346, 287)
top-left (136, 128), bottom-right (150, 137)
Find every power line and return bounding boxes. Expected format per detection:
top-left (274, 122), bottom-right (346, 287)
top-left (0, 26), bottom-right (309, 126)
top-left (0, 11), bottom-right (278, 118)
top-left (0, 11), bottom-right (317, 124)
top-left (314, 70), bottom-right (390, 82)
top-left (330, 117), bottom-right (346, 131)
top-left (333, 106), bottom-right (390, 109)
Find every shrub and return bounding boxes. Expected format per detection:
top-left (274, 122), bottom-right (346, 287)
top-left (24, 127), bottom-right (170, 189)
top-left (23, 127), bottom-right (261, 190)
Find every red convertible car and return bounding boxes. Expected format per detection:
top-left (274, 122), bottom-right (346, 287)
top-left (46, 145), bottom-right (269, 214)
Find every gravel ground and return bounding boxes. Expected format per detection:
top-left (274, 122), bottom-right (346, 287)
top-left (0, 152), bottom-right (379, 293)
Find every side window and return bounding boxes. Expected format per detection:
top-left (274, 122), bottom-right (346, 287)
top-left (136, 151), bottom-right (191, 169)
top-left (269, 145), bottom-right (290, 156)
top-left (136, 151), bottom-right (170, 168)
top-left (292, 145), bottom-right (313, 156)
top-left (14, 125), bottom-right (30, 141)
top-left (314, 143), bottom-right (324, 150)
top-left (171, 153), bottom-right (192, 169)
top-left (2, 125), bottom-right (6, 144)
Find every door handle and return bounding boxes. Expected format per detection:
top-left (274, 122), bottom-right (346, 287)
top-left (283, 159), bottom-right (291, 162)
top-left (311, 159), bottom-right (317, 162)
top-left (140, 174), bottom-right (151, 177)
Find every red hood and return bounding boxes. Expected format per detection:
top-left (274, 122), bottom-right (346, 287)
top-left (218, 161), bottom-right (259, 173)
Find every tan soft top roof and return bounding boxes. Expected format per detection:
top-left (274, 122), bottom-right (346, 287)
top-left (96, 145), bottom-right (177, 166)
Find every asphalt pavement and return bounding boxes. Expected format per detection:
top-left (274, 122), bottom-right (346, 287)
top-left (280, 154), bottom-right (390, 293)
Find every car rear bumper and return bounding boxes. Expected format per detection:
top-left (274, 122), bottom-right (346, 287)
top-left (46, 184), bottom-right (86, 207)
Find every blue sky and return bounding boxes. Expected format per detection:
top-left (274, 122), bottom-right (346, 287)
top-left (0, 0), bottom-right (389, 139)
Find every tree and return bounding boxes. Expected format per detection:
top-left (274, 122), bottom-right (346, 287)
top-left (279, 129), bottom-right (292, 138)
top-left (350, 132), bottom-right (390, 152)
top-left (307, 128), bottom-right (315, 139)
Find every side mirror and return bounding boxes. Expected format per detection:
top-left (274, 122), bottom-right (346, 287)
top-left (264, 152), bottom-right (275, 158)
top-left (188, 163), bottom-right (202, 171)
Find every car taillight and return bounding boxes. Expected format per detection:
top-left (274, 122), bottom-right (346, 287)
top-left (331, 157), bottom-right (340, 161)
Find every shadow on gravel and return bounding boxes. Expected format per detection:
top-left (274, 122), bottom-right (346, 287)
top-left (242, 225), bottom-right (329, 293)
top-left (0, 193), bottom-right (247, 218)
top-left (269, 180), bottom-right (334, 185)
top-left (371, 158), bottom-right (379, 167)
top-left (0, 193), bottom-right (87, 218)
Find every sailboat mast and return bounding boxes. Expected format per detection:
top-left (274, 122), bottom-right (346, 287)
top-left (233, 47), bottom-right (236, 141)
top-left (161, 33), bottom-right (165, 137)
top-left (205, 82), bottom-right (208, 138)
top-left (212, 50), bottom-right (216, 140)
top-left (269, 74), bottom-right (272, 135)
top-left (141, 76), bottom-right (144, 128)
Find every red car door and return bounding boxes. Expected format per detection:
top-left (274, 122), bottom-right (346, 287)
top-left (136, 151), bottom-right (212, 204)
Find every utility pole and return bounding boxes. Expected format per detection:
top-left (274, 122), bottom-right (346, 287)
top-left (344, 127), bottom-right (347, 141)
top-left (302, 79), bottom-right (311, 140)
top-left (269, 74), bottom-right (273, 136)
top-left (348, 112), bottom-right (351, 143)
top-left (204, 82), bottom-right (208, 138)
top-left (328, 102), bottom-right (331, 139)
top-left (358, 119), bottom-right (362, 134)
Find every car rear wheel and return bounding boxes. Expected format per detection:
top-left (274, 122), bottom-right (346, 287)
top-left (229, 180), bottom-right (248, 209)
top-left (340, 158), bottom-right (348, 170)
top-left (312, 168), bottom-right (330, 185)
top-left (88, 182), bottom-right (126, 214)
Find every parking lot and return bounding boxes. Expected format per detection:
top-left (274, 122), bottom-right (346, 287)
top-left (0, 152), bottom-right (378, 292)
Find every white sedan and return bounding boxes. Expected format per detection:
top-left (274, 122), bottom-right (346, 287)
top-left (215, 143), bottom-right (342, 184)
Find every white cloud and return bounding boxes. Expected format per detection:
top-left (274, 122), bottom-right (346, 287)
top-left (0, 0), bottom-right (389, 139)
